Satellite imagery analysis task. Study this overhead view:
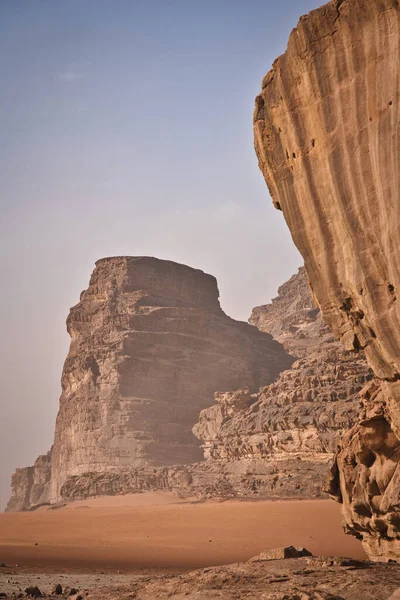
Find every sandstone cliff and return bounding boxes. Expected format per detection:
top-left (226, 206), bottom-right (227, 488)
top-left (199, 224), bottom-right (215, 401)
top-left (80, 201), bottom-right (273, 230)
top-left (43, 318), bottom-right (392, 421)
top-left (254, 0), bottom-right (400, 560)
top-left (7, 256), bottom-right (292, 511)
top-left (193, 268), bottom-right (372, 498)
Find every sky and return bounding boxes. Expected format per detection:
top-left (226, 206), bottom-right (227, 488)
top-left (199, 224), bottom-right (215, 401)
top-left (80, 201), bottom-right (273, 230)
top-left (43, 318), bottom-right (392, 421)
top-left (0, 0), bottom-right (323, 509)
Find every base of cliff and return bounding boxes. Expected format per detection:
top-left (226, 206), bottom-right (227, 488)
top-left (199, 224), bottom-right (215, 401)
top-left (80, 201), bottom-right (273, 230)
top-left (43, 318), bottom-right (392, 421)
top-left (6, 456), bottom-right (336, 511)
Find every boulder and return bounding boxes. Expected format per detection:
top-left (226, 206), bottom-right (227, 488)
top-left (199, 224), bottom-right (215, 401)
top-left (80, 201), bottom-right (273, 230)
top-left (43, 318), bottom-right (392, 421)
top-left (248, 545), bottom-right (313, 561)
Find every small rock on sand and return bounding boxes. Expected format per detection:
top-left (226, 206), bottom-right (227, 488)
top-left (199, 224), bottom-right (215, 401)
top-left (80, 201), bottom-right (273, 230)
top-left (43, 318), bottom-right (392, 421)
top-left (51, 584), bottom-right (63, 595)
top-left (248, 545), bottom-right (313, 562)
top-left (24, 587), bottom-right (42, 598)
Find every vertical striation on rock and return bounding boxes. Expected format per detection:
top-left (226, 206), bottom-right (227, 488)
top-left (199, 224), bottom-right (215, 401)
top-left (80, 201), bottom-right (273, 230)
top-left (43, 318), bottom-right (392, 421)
top-left (254, 0), bottom-right (400, 560)
top-left (7, 256), bottom-right (292, 511)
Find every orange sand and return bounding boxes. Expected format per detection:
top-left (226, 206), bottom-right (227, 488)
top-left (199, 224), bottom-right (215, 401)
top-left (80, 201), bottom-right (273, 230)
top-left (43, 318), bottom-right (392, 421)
top-left (0, 495), bottom-right (366, 572)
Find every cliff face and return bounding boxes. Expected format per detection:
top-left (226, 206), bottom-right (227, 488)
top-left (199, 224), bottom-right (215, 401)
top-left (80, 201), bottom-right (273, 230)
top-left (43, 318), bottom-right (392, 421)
top-left (254, 0), bottom-right (400, 560)
top-left (194, 268), bottom-right (372, 498)
top-left (6, 453), bottom-right (52, 513)
top-left (9, 266), bottom-right (374, 508)
top-left (7, 256), bottom-right (292, 511)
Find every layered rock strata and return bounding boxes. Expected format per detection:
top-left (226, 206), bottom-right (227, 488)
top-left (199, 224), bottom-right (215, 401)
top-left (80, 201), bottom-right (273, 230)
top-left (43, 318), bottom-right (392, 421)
top-left (6, 453), bottom-right (51, 513)
top-left (193, 268), bottom-right (372, 498)
top-left (254, 0), bottom-right (400, 560)
top-left (7, 256), bottom-right (292, 511)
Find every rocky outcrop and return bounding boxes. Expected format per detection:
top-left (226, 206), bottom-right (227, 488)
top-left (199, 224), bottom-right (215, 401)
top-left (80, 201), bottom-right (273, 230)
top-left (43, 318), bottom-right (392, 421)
top-left (3, 556), bottom-right (400, 599)
top-left (249, 267), bottom-right (333, 357)
top-left (194, 269), bottom-right (372, 498)
top-left (7, 453), bottom-right (52, 513)
top-left (254, 0), bottom-right (400, 560)
top-left (55, 452), bottom-right (334, 503)
top-left (8, 265), bottom-right (375, 508)
top-left (7, 256), bottom-right (292, 511)
top-left (59, 556), bottom-right (400, 599)
top-left (325, 379), bottom-right (400, 561)
top-left (248, 546), bottom-right (313, 561)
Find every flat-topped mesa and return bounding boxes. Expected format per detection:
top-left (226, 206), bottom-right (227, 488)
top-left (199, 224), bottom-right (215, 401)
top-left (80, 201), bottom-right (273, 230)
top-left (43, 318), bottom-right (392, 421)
top-left (7, 256), bottom-right (293, 511)
top-left (41, 268), bottom-right (372, 504)
top-left (254, 0), bottom-right (400, 560)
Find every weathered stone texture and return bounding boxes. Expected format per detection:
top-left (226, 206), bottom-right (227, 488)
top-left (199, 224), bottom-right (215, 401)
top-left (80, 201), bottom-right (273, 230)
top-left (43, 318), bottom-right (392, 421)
top-left (7, 256), bottom-right (292, 511)
top-left (59, 268), bottom-right (372, 504)
top-left (73, 556), bottom-right (400, 599)
top-left (193, 268), bottom-right (372, 498)
top-left (6, 453), bottom-right (51, 513)
top-left (249, 267), bottom-right (326, 356)
top-left (254, 0), bottom-right (400, 560)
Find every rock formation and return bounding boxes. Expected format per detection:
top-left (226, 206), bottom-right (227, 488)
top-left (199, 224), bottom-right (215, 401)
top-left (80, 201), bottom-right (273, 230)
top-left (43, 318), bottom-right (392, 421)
top-left (101, 556), bottom-right (400, 600)
top-left (6, 453), bottom-right (51, 513)
top-left (254, 0), bottom-right (400, 560)
top-left (9, 265), bottom-right (375, 509)
top-left (249, 267), bottom-right (330, 356)
top-left (193, 267), bottom-right (372, 498)
top-left (3, 555), bottom-right (400, 599)
top-left (7, 256), bottom-right (292, 511)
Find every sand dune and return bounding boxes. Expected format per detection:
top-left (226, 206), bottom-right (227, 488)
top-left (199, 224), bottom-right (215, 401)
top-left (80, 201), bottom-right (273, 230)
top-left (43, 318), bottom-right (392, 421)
top-left (0, 495), bottom-right (365, 573)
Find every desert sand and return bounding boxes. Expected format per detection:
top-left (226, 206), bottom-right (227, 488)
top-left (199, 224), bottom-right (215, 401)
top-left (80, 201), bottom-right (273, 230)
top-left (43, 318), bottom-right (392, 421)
top-left (0, 494), bottom-right (365, 573)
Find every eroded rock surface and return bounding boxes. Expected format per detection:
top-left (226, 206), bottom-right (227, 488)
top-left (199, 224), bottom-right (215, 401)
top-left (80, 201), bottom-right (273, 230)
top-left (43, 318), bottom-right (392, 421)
top-left (9, 265), bottom-right (374, 508)
top-left (60, 558), bottom-right (400, 599)
top-left (249, 267), bottom-right (328, 356)
top-left (2, 558), bottom-right (400, 600)
top-left (254, 0), bottom-right (400, 560)
top-left (193, 268), bottom-right (372, 498)
top-left (7, 257), bottom-right (292, 511)
top-left (7, 453), bottom-right (51, 513)
top-left (325, 379), bottom-right (400, 561)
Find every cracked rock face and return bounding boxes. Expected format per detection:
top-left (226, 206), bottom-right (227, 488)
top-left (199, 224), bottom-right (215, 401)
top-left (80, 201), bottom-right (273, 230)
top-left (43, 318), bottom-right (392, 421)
top-left (7, 256), bottom-right (292, 511)
top-left (254, 0), bottom-right (400, 560)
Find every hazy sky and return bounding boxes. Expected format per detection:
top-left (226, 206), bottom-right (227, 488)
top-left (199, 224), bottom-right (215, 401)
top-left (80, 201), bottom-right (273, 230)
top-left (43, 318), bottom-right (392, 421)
top-left (0, 0), bottom-right (322, 509)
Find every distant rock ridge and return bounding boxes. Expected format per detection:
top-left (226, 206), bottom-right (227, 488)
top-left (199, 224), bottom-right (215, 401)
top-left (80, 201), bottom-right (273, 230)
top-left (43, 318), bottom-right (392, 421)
top-left (253, 0), bottom-right (400, 560)
top-left (58, 268), bottom-right (372, 504)
top-left (193, 268), bottom-right (372, 497)
top-left (249, 267), bottom-right (333, 356)
top-left (6, 256), bottom-right (292, 512)
top-left (8, 265), bottom-right (374, 509)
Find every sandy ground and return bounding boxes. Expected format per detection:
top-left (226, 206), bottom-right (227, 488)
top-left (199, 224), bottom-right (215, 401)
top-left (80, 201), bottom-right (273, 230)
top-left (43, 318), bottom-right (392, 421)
top-left (0, 494), bottom-right (365, 575)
